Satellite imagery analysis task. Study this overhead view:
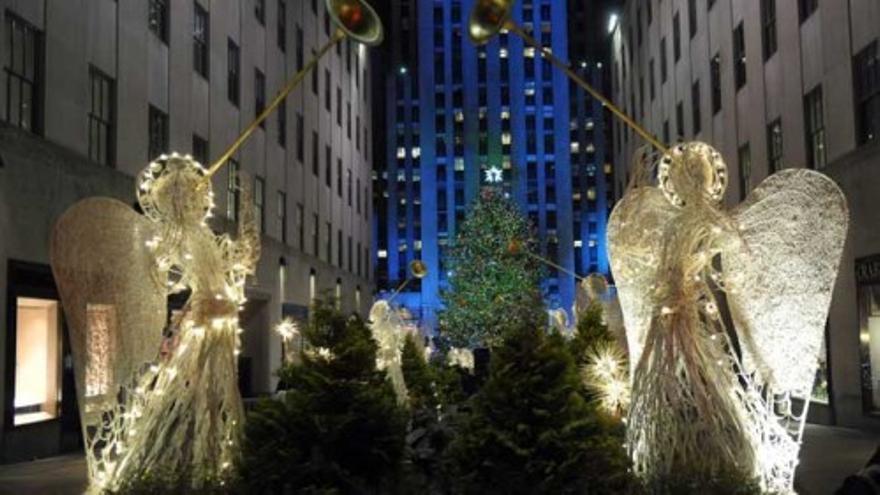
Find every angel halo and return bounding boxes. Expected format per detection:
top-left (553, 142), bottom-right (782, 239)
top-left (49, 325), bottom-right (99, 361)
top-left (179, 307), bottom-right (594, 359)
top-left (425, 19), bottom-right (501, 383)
top-left (608, 141), bottom-right (847, 493)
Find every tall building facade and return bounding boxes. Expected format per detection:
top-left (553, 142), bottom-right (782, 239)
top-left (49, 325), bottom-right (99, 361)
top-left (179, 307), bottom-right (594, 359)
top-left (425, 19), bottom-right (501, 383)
top-left (610, 0), bottom-right (880, 430)
top-left (0, 0), bottom-right (374, 462)
top-left (568, 0), bottom-right (619, 278)
top-left (373, 0), bottom-right (615, 331)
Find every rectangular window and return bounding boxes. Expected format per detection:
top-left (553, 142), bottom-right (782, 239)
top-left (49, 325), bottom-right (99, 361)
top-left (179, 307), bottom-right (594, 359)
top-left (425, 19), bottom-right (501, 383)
top-left (254, 176), bottom-right (265, 233)
top-left (312, 131), bottom-right (319, 175)
top-left (326, 222), bottom-right (333, 262)
top-left (278, 100), bottom-right (286, 147)
top-left (799, 0), bottom-right (818, 23)
top-left (673, 12), bottom-right (681, 62)
top-left (277, 0), bottom-right (286, 51)
top-left (296, 26), bottom-right (304, 71)
top-left (337, 230), bottom-right (343, 267)
top-left (297, 203), bottom-right (305, 251)
top-left (738, 143), bottom-right (751, 200)
top-left (336, 159), bottom-right (343, 196)
top-left (676, 101), bottom-right (684, 138)
top-left (255, 69), bottom-right (266, 126)
top-left (88, 67), bottom-right (115, 166)
top-left (692, 80), bottom-right (701, 135)
top-left (325, 69), bottom-right (331, 110)
top-left (193, 2), bottom-right (209, 78)
top-left (149, 0), bottom-right (168, 43)
top-left (649, 58), bottom-right (656, 100)
top-left (277, 191), bottom-right (287, 243)
top-left (255, 0), bottom-right (265, 25)
top-left (296, 112), bottom-right (304, 161)
top-left (227, 159), bottom-right (240, 221)
top-left (804, 85), bottom-right (826, 169)
top-left (711, 54), bottom-right (722, 114)
top-left (227, 39), bottom-right (240, 106)
top-left (325, 145), bottom-right (332, 188)
top-left (734, 23), bottom-right (747, 90)
top-left (336, 87), bottom-right (342, 125)
top-left (761, 0), bottom-right (777, 61)
top-left (688, 0), bottom-right (697, 38)
top-left (4, 14), bottom-right (43, 133)
top-left (346, 102), bottom-right (352, 138)
top-left (767, 118), bottom-right (783, 173)
top-left (854, 41), bottom-right (880, 145)
top-left (660, 37), bottom-right (668, 83)
top-left (347, 236), bottom-right (353, 272)
top-left (347, 169), bottom-right (352, 206)
top-left (148, 105), bottom-right (168, 160)
top-left (313, 214), bottom-right (320, 256)
top-left (13, 297), bottom-right (60, 425)
top-left (192, 134), bottom-right (208, 165)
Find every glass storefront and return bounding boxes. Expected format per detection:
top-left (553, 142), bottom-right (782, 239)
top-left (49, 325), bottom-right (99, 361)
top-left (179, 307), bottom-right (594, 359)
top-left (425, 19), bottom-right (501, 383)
top-left (858, 255), bottom-right (880, 413)
top-left (14, 297), bottom-right (61, 425)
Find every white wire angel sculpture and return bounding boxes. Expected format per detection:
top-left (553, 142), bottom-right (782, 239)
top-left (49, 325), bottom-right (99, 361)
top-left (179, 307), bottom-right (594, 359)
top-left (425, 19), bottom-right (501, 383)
top-left (608, 142), bottom-right (847, 493)
top-left (369, 300), bottom-right (409, 405)
top-left (50, 154), bottom-right (259, 492)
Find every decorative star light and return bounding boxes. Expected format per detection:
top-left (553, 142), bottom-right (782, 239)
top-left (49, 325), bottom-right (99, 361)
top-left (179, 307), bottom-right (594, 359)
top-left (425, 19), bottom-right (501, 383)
top-left (484, 166), bottom-right (503, 183)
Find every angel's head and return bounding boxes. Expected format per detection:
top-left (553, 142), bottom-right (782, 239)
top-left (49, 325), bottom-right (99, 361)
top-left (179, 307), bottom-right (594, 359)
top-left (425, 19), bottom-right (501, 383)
top-left (137, 154), bottom-right (213, 227)
top-left (657, 142), bottom-right (727, 207)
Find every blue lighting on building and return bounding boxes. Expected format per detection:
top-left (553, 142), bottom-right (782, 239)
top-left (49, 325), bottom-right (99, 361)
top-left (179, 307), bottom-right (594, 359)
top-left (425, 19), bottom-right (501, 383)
top-left (373, 0), bottom-right (614, 333)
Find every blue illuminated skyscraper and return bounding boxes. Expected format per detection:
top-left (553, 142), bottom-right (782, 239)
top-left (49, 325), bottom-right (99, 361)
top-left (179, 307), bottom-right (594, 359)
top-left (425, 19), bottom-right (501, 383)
top-left (372, 0), bottom-right (615, 331)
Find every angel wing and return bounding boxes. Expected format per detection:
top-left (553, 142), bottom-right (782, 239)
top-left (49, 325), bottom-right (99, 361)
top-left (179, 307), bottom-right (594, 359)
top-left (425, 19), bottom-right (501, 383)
top-left (607, 186), bottom-right (679, 377)
top-left (369, 300), bottom-right (409, 403)
top-left (49, 198), bottom-right (166, 419)
top-left (724, 169), bottom-right (848, 394)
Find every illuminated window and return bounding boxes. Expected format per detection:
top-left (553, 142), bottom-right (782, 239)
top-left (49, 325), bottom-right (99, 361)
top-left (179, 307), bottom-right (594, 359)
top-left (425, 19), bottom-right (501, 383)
top-left (454, 158), bottom-right (465, 171)
top-left (502, 132), bottom-right (511, 145)
top-left (378, 249), bottom-right (388, 258)
top-left (412, 147), bottom-right (421, 159)
top-left (570, 141), bottom-right (580, 153)
top-left (14, 297), bottom-right (61, 425)
top-left (587, 188), bottom-right (597, 201)
top-left (574, 239), bottom-right (583, 248)
top-left (309, 269), bottom-right (317, 301)
top-left (396, 147), bottom-right (406, 159)
top-left (524, 47), bottom-right (536, 58)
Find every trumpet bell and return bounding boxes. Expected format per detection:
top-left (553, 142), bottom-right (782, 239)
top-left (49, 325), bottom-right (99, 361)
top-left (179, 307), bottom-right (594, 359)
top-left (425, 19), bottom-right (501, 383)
top-left (468, 0), bottom-right (514, 45)
top-left (409, 260), bottom-right (428, 279)
top-left (326, 0), bottom-right (384, 46)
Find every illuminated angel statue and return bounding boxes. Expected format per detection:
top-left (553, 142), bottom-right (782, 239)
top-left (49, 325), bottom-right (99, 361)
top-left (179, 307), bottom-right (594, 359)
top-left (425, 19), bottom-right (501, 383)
top-left (50, 154), bottom-right (259, 491)
top-left (369, 300), bottom-right (409, 404)
top-left (608, 142), bottom-right (847, 493)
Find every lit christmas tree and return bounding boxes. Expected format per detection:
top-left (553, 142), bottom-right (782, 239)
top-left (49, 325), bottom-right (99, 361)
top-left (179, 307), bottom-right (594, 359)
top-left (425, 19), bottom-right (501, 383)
top-left (439, 187), bottom-right (545, 348)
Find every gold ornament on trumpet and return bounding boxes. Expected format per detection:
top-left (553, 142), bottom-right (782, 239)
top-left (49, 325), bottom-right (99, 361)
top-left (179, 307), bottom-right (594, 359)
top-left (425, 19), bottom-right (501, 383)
top-left (49, 1), bottom-right (384, 492)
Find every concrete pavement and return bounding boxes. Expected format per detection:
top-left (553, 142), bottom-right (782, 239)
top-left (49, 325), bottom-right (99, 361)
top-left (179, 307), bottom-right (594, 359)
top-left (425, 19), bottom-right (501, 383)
top-left (0, 424), bottom-right (876, 494)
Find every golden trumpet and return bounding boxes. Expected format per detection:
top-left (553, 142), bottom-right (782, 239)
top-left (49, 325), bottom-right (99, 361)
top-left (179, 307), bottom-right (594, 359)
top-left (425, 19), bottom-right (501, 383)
top-left (206, 0), bottom-right (384, 178)
top-left (409, 259), bottom-right (428, 279)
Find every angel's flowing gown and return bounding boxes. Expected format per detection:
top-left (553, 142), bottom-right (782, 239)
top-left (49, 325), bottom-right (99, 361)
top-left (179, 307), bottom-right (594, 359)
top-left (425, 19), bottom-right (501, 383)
top-left (626, 205), bottom-right (758, 483)
top-left (112, 228), bottom-right (245, 486)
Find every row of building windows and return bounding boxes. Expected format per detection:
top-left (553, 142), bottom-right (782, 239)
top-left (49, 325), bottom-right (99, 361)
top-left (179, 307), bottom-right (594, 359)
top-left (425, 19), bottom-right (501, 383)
top-left (2, 8), bottom-right (370, 281)
top-left (616, 3), bottom-right (878, 167)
